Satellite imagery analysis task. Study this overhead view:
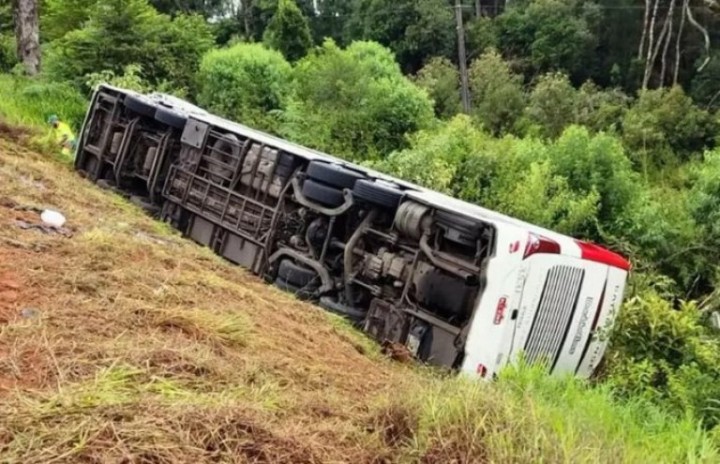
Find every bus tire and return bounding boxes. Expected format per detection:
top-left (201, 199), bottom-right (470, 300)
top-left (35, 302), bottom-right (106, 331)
top-left (278, 259), bottom-right (319, 287)
top-left (353, 179), bottom-right (403, 210)
top-left (302, 179), bottom-right (345, 207)
top-left (307, 161), bottom-right (365, 189)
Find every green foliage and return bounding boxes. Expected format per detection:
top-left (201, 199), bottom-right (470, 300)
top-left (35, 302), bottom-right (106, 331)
top-left (0, 75), bottom-right (87, 130)
top-left (387, 363), bottom-right (718, 462)
top-left (468, 49), bottom-right (525, 136)
top-left (622, 86), bottom-right (719, 169)
top-left (263, 0), bottom-right (313, 62)
top-left (523, 72), bottom-right (577, 138)
top-left (42, 0), bottom-right (96, 42)
top-left (0, 33), bottom-right (16, 73)
top-left (85, 64), bottom-right (157, 94)
top-left (574, 81), bottom-right (629, 133)
top-left (196, 43), bottom-right (293, 132)
top-left (691, 51), bottom-right (720, 112)
top-left (45, 0), bottom-right (214, 95)
top-left (413, 57), bottom-right (460, 120)
top-left (376, 118), bottom-right (618, 237)
top-left (149, 0), bottom-right (224, 17)
top-left (465, 16), bottom-right (498, 60)
top-left (497, 0), bottom-right (600, 79)
top-left (345, 0), bottom-right (455, 73)
top-left (607, 289), bottom-right (720, 430)
top-left (282, 40), bottom-right (434, 160)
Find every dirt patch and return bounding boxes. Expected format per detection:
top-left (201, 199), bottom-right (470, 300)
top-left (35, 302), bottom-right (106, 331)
top-left (0, 271), bottom-right (20, 324)
top-left (0, 120), bottom-right (33, 145)
top-left (185, 415), bottom-right (318, 463)
top-left (372, 404), bottom-right (418, 448)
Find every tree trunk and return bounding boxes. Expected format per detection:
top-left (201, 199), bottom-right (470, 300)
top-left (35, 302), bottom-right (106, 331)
top-left (12, 0), bottom-right (40, 76)
top-left (686, 1), bottom-right (711, 72)
top-left (673, 0), bottom-right (688, 85)
top-left (642, 0), bottom-right (661, 89)
top-left (659, 0), bottom-right (676, 87)
top-left (638, 0), bottom-right (651, 60)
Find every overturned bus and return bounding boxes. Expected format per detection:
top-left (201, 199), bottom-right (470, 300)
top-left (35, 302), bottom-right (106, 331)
top-left (73, 85), bottom-right (631, 379)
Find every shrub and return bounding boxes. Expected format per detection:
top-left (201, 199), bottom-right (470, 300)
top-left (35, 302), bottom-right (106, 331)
top-left (263, 0), bottom-right (313, 62)
top-left (468, 49), bottom-right (525, 135)
top-left (196, 43), bottom-right (293, 132)
top-left (414, 56), bottom-right (461, 119)
top-left (45, 0), bottom-right (214, 95)
top-left (282, 40), bottom-right (434, 161)
top-left (380, 363), bottom-right (719, 462)
top-left (622, 86), bottom-right (718, 169)
top-left (607, 289), bottom-right (720, 430)
top-left (523, 72), bottom-right (577, 138)
top-left (0, 75), bottom-right (87, 130)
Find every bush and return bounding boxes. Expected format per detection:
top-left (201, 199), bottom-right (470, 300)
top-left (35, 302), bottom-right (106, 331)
top-left (282, 40), bottom-right (434, 161)
top-left (468, 49), bottom-right (525, 135)
top-left (622, 86), bottom-right (718, 170)
top-left (413, 57), bottom-right (461, 120)
top-left (607, 288), bottom-right (720, 430)
top-left (523, 72), bottom-right (577, 138)
top-left (263, 0), bottom-right (313, 62)
top-left (196, 43), bottom-right (293, 132)
top-left (0, 75), bottom-right (87, 130)
top-left (379, 363), bottom-right (718, 462)
top-left (374, 117), bottom-right (602, 237)
top-left (45, 0), bottom-right (214, 95)
top-left (0, 33), bottom-right (17, 73)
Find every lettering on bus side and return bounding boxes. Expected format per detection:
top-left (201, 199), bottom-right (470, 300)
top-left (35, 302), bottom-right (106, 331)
top-left (569, 297), bottom-right (594, 355)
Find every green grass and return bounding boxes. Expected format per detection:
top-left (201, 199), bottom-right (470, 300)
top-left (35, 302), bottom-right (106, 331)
top-left (0, 74), bottom-right (88, 131)
top-left (390, 364), bottom-right (718, 463)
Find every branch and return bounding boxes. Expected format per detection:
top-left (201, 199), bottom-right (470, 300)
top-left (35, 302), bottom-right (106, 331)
top-left (686, 1), bottom-right (711, 72)
top-left (638, 0), bottom-right (651, 60)
top-left (643, 0), bottom-right (662, 89)
top-left (674, 0), bottom-right (688, 85)
top-left (660, 0), bottom-right (676, 86)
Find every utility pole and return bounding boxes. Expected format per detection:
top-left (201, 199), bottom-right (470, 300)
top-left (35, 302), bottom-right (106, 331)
top-left (455, 0), bottom-right (471, 113)
top-left (475, 0), bottom-right (482, 18)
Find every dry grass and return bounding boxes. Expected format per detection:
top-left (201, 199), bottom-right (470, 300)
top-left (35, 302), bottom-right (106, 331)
top-left (0, 131), bottom-right (403, 463)
top-left (0, 126), bottom-right (717, 464)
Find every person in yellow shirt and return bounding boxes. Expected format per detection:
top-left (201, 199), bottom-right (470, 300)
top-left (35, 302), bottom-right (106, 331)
top-left (48, 114), bottom-right (76, 158)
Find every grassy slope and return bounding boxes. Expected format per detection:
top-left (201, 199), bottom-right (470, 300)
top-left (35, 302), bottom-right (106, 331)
top-left (0, 120), bottom-right (717, 461)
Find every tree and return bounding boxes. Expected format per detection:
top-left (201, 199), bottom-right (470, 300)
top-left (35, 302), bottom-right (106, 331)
top-left (45, 0), bottom-right (214, 94)
top-left (468, 49), bottom-right (525, 135)
top-left (414, 57), bottom-right (461, 119)
top-left (13, 0), bottom-right (40, 75)
top-left (0, 0), bottom-right (15, 72)
top-left (496, 0), bottom-right (600, 81)
top-left (524, 72), bottom-right (577, 138)
top-left (622, 86), bottom-right (718, 169)
top-left (282, 40), bottom-right (435, 160)
top-left (149, 0), bottom-right (224, 17)
top-left (465, 16), bottom-right (498, 61)
top-left (42, 0), bottom-right (96, 42)
top-left (196, 43), bottom-right (293, 132)
top-left (344, 0), bottom-right (455, 73)
top-left (263, 0), bottom-right (313, 62)
top-left (574, 81), bottom-right (630, 133)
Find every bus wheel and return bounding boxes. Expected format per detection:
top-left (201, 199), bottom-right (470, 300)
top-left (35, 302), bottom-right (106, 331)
top-left (307, 161), bottom-right (365, 189)
top-left (353, 179), bottom-right (403, 210)
top-left (302, 179), bottom-right (345, 207)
